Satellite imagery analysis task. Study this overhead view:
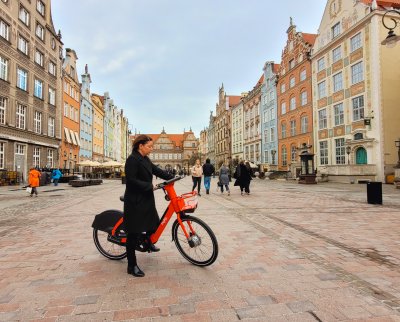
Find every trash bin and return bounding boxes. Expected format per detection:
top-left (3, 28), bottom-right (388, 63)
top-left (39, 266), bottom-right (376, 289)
top-left (367, 181), bottom-right (382, 205)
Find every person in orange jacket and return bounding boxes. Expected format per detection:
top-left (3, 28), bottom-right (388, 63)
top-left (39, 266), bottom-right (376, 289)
top-left (28, 167), bottom-right (41, 197)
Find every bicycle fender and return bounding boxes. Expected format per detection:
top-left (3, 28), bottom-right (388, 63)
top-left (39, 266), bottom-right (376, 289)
top-left (91, 210), bottom-right (124, 233)
top-left (171, 213), bottom-right (190, 241)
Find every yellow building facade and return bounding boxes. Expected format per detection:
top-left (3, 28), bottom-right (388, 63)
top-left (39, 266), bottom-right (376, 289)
top-left (91, 93), bottom-right (104, 161)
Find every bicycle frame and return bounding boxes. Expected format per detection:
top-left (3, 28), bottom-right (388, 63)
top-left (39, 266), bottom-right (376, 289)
top-left (111, 181), bottom-right (198, 245)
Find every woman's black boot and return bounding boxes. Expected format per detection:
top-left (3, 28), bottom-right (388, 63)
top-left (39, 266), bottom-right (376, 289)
top-left (127, 265), bottom-right (145, 277)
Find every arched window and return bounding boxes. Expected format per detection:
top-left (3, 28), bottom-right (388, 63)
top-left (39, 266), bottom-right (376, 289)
top-left (281, 145), bottom-right (287, 166)
top-left (356, 147), bottom-right (367, 164)
top-left (291, 145), bottom-right (297, 162)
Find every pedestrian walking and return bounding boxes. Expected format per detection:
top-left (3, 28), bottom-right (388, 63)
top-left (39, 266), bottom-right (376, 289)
top-left (51, 168), bottom-right (62, 186)
top-left (123, 135), bottom-right (174, 277)
top-left (234, 160), bottom-right (252, 195)
top-left (218, 161), bottom-right (230, 195)
top-left (28, 167), bottom-right (41, 197)
top-left (191, 159), bottom-right (203, 196)
top-left (202, 158), bottom-right (215, 195)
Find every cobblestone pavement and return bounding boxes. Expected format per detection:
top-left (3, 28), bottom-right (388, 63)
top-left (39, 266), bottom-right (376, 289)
top-left (0, 178), bottom-right (400, 321)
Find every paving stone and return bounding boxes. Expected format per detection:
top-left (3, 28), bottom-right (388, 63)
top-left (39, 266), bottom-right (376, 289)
top-left (73, 294), bottom-right (99, 305)
top-left (286, 300), bottom-right (317, 313)
top-left (169, 302), bottom-right (195, 315)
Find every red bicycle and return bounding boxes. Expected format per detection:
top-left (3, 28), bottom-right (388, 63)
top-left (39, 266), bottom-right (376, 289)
top-left (91, 176), bottom-right (218, 266)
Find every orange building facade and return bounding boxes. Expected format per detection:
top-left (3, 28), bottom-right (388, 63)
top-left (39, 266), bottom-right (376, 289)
top-left (277, 20), bottom-right (316, 174)
top-left (60, 49), bottom-right (81, 170)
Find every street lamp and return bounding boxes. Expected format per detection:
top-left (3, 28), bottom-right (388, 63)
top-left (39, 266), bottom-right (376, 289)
top-left (381, 9), bottom-right (400, 48)
top-left (346, 146), bottom-right (351, 165)
top-left (395, 139), bottom-right (400, 168)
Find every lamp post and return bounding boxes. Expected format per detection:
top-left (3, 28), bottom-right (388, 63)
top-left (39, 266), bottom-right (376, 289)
top-left (346, 146), bottom-right (351, 165)
top-left (381, 9), bottom-right (400, 48)
top-left (395, 139), bottom-right (400, 168)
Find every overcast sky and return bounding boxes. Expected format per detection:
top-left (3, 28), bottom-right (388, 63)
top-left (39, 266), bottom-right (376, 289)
top-left (51, 0), bottom-right (326, 136)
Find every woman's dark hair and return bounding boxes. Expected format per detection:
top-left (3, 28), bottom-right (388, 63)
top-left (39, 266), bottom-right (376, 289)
top-left (206, 158), bottom-right (210, 163)
top-left (132, 135), bottom-right (153, 151)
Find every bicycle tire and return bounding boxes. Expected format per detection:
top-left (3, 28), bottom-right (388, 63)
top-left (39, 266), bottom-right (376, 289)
top-left (93, 228), bottom-right (127, 260)
top-left (172, 216), bottom-right (218, 266)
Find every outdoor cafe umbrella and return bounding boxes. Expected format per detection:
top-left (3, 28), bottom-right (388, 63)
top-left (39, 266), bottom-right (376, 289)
top-left (101, 160), bottom-right (123, 167)
top-left (77, 160), bottom-right (96, 167)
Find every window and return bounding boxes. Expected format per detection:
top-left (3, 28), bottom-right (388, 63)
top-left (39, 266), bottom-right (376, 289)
top-left (300, 69), bottom-right (306, 81)
top-left (49, 87), bottom-right (56, 105)
top-left (281, 102), bottom-right (286, 115)
top-left (351, 62), bottom-right (363, 84)
top-left (70, 106), bottom-right (74, 119)
top-left (34, 50), bottom-right (44, 67)
top-left (0, 56), bottom-right (8, 81)
top-left (34, 79), bottom-right (43, 99)
top-left (281, 123), bottom-right (286, 139)
top-left (48, 117), bottom-right (55, 137)
top-left (264, 150), bottom-right (269, 164)
top-left (333, 72), bottom-right (343, 92)
top-left (289, 76), bottom-right (295, 88)
top-left (19, 6), bottom-right (30, 26)
top-left (37, 0), bottom-right (45, 16)
top-left (334, 103), bottom-right (344, 126)
top-left (34, 111), bottom-right (42, 134)
top-left (318, 109), bottom-right (327, 129)
top-left (0, 142), bottom-right (4, 169)
top-left (301, 115), bottom-right (308, 133)
top-left (0, 96), bottom-right (6, 124)
top-left (33, 147), bottom-right (40, 167)
top-left (317, 57), bottom-right (325, 72)
top-left (270, 127), bottom-right (275, 142)
top-left (16, 104), bottom-right (26, 129)
top-left (319, 141), bottom-right (328, 165)
top-left (264, 129), bottom-right (269, 142)
top-left (335, 138), bottom-right (345, 164)
top-left (282, 146), bottom-right (287, 166)
top-left (64, 102), bottom-right (69, 117)
top-left (290, 120), bottom-right (296, 136)
top-left (350, 32), bottom-right (362, 52)
top-left (291, 145), bottom-right (297, 162)
top-left (318, 81), bottom-right (326, 99)
top-left (16, 144), bottom-right (25, 155)
top-left (332, 22), bottom-right (341, 39)
top-left (70, 66), bottom-right (75, 78)
top-left (47, 150), bottom-right (54, 168)
top-left (0, 19), bottom-right (10, 41)
top-left (332, 46), bottom-right (341, 63)
top-left (352, 95), bottom-right (364, 121)
top-left (280, 83), bottom-right (286, 93)
top-left (289, 59), bottom-right (295, 69)
top-left (49, 61), bottom-right (56, 76)
top-left (18, 36), bottom-right (29, 55)
top-left (17, 68), bottom-right (28, 91)
top-left (300, 91), bottom-right (307, 106)
top-left (290, 96), bottom-right (296, 110)
top-left (35, 23), bottom-right (44, 40)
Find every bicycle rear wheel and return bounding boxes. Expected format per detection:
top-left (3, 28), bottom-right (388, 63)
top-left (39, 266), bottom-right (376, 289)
top-left (93, 228), bottom-right (127, 260)
top-left (172, 216), bottom-right (218, 266)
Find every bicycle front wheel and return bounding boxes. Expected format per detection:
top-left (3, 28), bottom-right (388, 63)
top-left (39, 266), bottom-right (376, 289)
top-left (173, 216), bottom-right (218, 266)
top-left (93, 228), bottom-right (127, 260)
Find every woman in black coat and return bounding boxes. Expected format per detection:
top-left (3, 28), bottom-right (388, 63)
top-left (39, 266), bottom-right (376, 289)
top-left (234, 161), bottom-right (252, 195)
top-left (124, 135), bottom-right (173, 277)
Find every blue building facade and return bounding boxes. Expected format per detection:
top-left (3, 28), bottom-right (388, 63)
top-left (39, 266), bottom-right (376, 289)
top-left (261, 61), bottom-right (279, 170)
top-left (79, 65), bottom-right (93, 160)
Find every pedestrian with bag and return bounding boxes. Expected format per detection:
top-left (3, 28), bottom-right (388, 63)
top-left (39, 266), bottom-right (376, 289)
top-left (28, 167), bottom-right (41, 197)
top-left (218, 161), bottom-right (230, 195)
top-left (52, 168), bottom-right (62, 186)
top-left (202, 158), bottom-right (215, 195)
top-left (234, 161), bottom-right (252, 195)
top-left (191, 159), bottom-right (203, 196)
top-left (124, 135), bottom-right (174, 277)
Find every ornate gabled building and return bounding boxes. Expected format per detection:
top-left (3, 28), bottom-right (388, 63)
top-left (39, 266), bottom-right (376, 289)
top-left (231, 98), bottom-right (244, 164)
top-left (277, 19), bottom-right (316, 173)
top-left (206, 111), bottom-right (216, 165)
top-left (91, 93), bottom-right (104, 161)
top-left (79, 64), bottom-right (93, 161)
top-left (214, 84), bottom-right (241, 167)
top-left (0, 0), bottom-right (63, 182)
top-left (199, 128), bottom-right (208, 162)
top-left (312, 0), bottom-right (400, 182)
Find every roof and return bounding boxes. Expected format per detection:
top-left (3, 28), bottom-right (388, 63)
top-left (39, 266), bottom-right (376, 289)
top-left (227, 95), bottom-right (242, 107)
top-left (302, 33), bottom-right (317, 45)
top-left (144, 133), bottom-right (188, 149)
top-left (361, 0), bottom-right (400, 7)
top-left (273, 64), bottom-right (281, 74)
top-left (256, 74), bottom-right (264, 86)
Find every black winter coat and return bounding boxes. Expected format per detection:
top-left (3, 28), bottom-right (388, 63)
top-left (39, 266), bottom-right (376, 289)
top-left (123, 151), bottom-right (173, 233)
top-left (202, 163), bottom-right (215, 176)
top-left (234, 164), bottom-right (252, 186)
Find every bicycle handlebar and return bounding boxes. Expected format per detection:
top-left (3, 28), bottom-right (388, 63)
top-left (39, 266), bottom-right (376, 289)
top-left (154, 175), bottom-right (184, 190)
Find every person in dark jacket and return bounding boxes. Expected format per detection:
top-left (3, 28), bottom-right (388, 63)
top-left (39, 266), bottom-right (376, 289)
top-left (202, 158), bottom-right (215, 194)
top-left (124, 135), bottom-right (173, 277)
top-left (234, 161), bottom-right (252, 195)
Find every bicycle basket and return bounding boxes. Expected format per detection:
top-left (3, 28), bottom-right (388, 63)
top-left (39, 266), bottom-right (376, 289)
top-left (179, 191), bottom-right (198, 213)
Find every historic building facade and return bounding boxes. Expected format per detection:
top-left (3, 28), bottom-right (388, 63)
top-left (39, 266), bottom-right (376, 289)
top-left (206, 111), bottom-right (216, 165)
top-left (214, 84), bottom-right (240, 167)
top-left (261, 62), bottom-right (280, 171)
top-left (199, 128), bottom-right (208, 162)
top-left (0, 0), bottom-right (63, 182)
top-left (312, 0), bottom-right (400, 182)
top-left (277, 20), bottom-right (316, 173)
top-left (61, 48), bottom-right (80, 170)
top-left (243, 75), bottom-right (263, 165)
top-left (231, 99), bottom-right (244, 164)
top-left (91, 93), bottom-right (104, 161)
top-left (120, 111), bottom-right (129, 162)
top-left (79, 64), bottom-right (92, 161)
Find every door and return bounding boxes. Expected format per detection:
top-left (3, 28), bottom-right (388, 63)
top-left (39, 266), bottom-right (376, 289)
top-left (356, 147), bottom-right (367, 164)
